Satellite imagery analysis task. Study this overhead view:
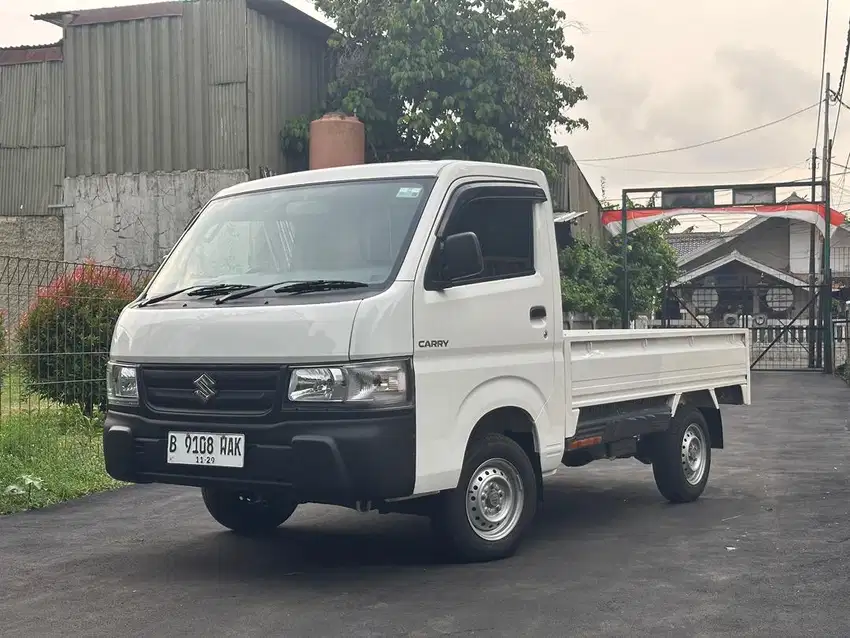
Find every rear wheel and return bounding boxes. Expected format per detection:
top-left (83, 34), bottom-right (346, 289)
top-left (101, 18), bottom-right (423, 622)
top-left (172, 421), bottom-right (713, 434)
top-left (652, 408), bottom-right (712, 503)
top-left (202, 487), bottom-right (298, 535)
top-left (431, 433), bottom-right (538, 562)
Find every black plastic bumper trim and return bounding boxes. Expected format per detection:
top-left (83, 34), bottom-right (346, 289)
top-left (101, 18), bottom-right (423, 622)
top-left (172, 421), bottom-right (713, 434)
top-left (103, 408), bottom-right (416, 503)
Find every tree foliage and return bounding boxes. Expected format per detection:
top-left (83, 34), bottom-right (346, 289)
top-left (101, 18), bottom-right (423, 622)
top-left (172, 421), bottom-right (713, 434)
top-left (283, 0), bottom-right (588, 176)
top-left (559, 194), bottom-right (680, 322)
top-left (559, 241), bottom-right (617, 319)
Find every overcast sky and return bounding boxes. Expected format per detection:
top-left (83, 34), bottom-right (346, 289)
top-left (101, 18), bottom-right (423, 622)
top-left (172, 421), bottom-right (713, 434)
top-left (3, 0), bottom-right (850, 231)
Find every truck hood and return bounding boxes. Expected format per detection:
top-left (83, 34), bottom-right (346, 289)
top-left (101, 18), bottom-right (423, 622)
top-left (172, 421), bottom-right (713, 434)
top-left (110, 301), bottom-right (361, 364)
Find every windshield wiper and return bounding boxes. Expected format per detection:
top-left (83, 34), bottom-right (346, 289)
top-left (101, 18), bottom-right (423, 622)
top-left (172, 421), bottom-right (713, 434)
top-left (277, 280), bottom-right (369, 295)
top-left (138, 284), bottom-right (252, 307)
top-left (216, 279), bottom-right (369, 304)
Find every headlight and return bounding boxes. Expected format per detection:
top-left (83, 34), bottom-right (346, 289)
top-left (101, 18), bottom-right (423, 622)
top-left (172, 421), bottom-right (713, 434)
top-left (106, 362), bottom-right (139, 406)
top-left (288, 359), bottom-right (409, 406)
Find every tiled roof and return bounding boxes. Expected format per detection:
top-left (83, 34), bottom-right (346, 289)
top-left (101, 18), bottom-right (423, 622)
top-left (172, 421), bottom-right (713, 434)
top-left (666, 231), bottom-right (725, 259)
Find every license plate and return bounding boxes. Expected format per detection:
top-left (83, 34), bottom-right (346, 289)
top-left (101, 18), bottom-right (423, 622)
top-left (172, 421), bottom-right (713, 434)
top-left (167, 431), bottom-right (245, 468)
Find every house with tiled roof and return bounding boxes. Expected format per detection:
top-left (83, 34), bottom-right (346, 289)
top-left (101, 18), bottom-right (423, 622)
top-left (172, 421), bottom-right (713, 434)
top-left (661, 192), bottom-right (850, 329)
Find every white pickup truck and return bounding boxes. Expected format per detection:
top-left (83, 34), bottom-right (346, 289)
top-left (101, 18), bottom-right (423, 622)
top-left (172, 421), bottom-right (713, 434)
top-left (103, 160), bottom-right (750, 562)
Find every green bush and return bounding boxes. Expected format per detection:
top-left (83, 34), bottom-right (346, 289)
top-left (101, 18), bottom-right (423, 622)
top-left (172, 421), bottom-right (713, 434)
top-left (16, 261), bottom-right (139, 414)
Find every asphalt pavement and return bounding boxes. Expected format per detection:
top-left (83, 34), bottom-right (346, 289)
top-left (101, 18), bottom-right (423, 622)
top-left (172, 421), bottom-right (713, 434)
top-left (1, 372), bottom-right (849, 637)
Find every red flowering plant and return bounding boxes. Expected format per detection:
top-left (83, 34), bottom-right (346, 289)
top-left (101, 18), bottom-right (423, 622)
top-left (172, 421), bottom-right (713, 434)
top-left (17, 260), bottom-right (141, 414)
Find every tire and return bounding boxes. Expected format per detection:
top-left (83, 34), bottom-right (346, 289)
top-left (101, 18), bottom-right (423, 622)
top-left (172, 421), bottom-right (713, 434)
top-left (202, 487), bottom-right (298, 535)
top-left (652, 408), bottom-right (712, 503)
top-left (431, 433), bottom-right (538, 563)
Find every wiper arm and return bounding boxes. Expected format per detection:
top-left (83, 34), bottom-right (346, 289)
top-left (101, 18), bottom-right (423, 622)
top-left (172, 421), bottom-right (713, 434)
top-left (186, 284), bottom-right (253, 297)
top-left (216, 279), bottom-right (369, 304)
top-left (215, 280), bottom-right (305, 304)
top-left (275, 280), bottom-right (369, 295)
top-left (138, 284), bottom-right (252, 307)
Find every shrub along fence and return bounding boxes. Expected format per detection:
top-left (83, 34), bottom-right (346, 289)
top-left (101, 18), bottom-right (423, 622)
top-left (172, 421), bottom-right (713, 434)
top-left (0, 256), bottom-right (153, 513)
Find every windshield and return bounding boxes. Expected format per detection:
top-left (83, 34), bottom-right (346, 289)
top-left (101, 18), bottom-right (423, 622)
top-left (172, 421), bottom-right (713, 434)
top-left (144, 177), bottom-right (436, 299)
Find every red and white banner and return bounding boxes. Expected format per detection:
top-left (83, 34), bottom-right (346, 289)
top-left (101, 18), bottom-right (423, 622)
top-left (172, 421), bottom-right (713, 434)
top-left (601, 203), bottom-right (845, 237)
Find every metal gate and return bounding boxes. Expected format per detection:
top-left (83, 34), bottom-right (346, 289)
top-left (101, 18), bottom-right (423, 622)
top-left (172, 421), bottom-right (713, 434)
top-left (657, 283), bottom-right (825, 371)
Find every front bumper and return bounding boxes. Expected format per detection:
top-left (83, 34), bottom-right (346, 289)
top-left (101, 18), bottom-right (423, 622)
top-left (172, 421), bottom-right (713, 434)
top-left (103, 409), bottom-right (416, 503)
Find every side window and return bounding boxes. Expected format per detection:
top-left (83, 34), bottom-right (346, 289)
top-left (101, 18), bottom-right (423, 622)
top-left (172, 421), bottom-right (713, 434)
top-left (435, 195), bottom-right (536, 285)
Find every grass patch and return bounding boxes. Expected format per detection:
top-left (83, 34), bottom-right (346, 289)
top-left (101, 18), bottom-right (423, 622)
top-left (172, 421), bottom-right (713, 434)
top-left (0, 380), bottom-right (123, 515)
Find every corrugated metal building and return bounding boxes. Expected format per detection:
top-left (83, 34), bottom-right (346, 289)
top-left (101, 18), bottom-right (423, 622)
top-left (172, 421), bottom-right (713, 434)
top-left (549, 145), bottom-right (605, 246)
top-left (12, 0), bottom-right (334, 268)
top-left (0, 42), bottom-right (65, 216)
top-left (35, 0), bottom-right (331, 178)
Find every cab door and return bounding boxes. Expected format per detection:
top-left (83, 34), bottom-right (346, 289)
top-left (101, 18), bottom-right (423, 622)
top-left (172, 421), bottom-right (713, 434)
top-left (411, 181), bottom-right (560, 493)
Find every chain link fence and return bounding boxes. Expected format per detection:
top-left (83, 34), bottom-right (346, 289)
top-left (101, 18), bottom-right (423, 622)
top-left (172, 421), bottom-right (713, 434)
top-left (0, 256), bottom-right (153, 513)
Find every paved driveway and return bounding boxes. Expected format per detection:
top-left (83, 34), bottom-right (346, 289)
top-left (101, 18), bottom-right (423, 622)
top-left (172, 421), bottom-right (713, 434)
top-left (1, 373), bottom-right (849, 637)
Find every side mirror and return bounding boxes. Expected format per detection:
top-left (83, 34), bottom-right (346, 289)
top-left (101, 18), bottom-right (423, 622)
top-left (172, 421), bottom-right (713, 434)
top-left (440, 231), bottom-right (484, 284)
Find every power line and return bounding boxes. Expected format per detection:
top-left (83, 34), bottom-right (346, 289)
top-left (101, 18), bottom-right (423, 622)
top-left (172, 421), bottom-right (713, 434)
top-left (833, 16), bottom-right (850, 132)
top-left (814, 0), bottom-right (831, 149)
top-left (831, 15), bottom-right (850, 209)
top-left (578, 102), bottom-right (822, 162)
top-left (579, 161), bottom-right (806, 176)
top-left (754, 160), bottom-right (812, 183)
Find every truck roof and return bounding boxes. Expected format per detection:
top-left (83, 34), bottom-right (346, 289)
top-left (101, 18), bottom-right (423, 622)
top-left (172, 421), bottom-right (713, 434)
top-left (214, 160), bottom-right (547, 200)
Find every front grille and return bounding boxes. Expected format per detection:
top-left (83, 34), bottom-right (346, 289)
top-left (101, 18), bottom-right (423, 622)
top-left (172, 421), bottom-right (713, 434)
top-left (141, 365), bottom-right (283, 416)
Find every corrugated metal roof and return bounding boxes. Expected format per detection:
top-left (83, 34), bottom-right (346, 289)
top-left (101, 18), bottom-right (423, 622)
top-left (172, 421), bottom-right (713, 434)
top-left (0, 43), bottom-right (63, 66)
top-left (33, 2), bottom-right (185, 27)
top-left (34, 0), bottom-right (332, 36)
top-left (246, 0), bottom-right (333, 38)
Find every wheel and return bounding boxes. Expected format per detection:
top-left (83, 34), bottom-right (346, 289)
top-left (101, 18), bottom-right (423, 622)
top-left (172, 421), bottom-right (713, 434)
top-left (431, 433), bottom-right (538, 562)
top-left (201, 487), bottom-right (298, 535)
top-left (652, 408), bottom-right (712, 503)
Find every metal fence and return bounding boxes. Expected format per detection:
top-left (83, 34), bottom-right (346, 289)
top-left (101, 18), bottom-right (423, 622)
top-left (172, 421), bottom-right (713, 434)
top-left (0, 256), bottom-right (153, 422)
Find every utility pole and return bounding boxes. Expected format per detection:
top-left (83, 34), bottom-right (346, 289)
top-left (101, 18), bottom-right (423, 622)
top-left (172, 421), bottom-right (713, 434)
top-left (809, 147), bottom-right (817, 369)
top-left (621, 191), bottom-right (629, 329)
top-left (823, 72), bottom-right (834, 374)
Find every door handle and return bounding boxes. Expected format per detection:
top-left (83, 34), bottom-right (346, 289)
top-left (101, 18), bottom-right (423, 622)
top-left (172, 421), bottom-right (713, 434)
top-left (530, 306), bottom-right (547, 320)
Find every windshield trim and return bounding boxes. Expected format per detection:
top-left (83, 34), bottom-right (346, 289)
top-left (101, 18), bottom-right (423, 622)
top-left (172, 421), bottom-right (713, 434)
top-left (138, 175), bottom-right (438, 305)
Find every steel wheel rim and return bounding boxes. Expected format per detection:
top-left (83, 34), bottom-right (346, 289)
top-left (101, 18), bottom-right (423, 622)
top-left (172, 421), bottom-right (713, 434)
top-left (681, 424), bottom-right (707, 485)
top-left (465, 458), bottom-right (525, 542)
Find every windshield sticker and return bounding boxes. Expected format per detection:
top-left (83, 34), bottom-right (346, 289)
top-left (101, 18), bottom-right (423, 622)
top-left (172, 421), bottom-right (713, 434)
top-left (396, 186), bottom-right (423, 199)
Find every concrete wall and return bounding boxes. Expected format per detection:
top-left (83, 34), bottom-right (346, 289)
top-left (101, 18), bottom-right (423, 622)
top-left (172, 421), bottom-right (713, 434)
top-left (62, 169), bottom-right (248, 269)
top-left (0, 216), bottom-right (63, 262)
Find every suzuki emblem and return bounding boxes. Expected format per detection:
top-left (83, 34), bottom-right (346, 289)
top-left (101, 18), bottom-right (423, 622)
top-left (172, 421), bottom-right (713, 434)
top-left (193, 373), bottom-right (218, 404)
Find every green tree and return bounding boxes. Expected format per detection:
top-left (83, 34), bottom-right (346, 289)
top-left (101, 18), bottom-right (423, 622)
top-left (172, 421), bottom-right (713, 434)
top-left (558, 192), bottom-right (680, 322)
top-left (284, 0), bottom-right (588, 177)
top-left (609, 218), bottom-right (680, 320)
top-left (559, 240), bottom-right (617, 320)
top-left (603, 194), bottom-right (680, 321)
